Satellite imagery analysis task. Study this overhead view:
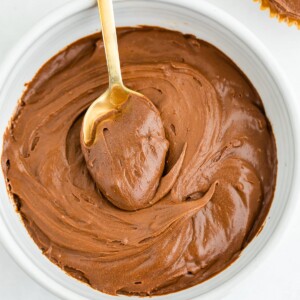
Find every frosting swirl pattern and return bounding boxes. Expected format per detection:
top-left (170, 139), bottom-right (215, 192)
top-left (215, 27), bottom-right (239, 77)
top-left (1, 27), bottom-right (277, 295)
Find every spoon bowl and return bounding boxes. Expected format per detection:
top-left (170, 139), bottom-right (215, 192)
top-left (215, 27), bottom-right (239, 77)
top-left (82, 84), bottom-right (140, 145)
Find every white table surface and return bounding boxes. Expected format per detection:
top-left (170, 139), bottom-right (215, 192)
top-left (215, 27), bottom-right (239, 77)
top-left (0, 0), bottom-right (300, 299)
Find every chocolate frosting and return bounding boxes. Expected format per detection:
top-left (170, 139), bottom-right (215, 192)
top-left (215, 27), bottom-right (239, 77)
top-left (81, 93), bottom-right (171, 211)
top-left (1, 27), bottom-right (277, 296)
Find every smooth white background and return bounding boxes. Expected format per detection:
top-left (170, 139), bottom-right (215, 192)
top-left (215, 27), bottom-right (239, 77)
top-left (0, 0), bottom-right (299, 299)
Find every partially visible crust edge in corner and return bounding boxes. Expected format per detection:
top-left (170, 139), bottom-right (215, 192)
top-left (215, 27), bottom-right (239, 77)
top-left (254, 0), bottom-right (300, 29)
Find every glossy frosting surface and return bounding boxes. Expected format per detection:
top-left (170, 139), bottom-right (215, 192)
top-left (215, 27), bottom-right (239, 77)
top-left (1, 27), bottom-right (277, 296)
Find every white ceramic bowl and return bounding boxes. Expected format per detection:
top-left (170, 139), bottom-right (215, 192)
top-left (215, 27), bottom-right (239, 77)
top-left (0, 0), bottom-right (299, 299)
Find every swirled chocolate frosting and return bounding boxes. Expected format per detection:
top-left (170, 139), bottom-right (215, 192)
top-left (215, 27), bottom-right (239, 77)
top-left (1, 27), bottom-right (277, 296)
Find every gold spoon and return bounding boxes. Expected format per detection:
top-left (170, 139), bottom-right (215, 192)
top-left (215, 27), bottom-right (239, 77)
top-left (82, 0), bottom-right (143, 145)
top-left (81, 0), bottom-right (188, 211)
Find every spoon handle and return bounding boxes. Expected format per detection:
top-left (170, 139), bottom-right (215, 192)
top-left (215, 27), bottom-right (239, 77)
top-left (97, 0), bottom-right (123, 87)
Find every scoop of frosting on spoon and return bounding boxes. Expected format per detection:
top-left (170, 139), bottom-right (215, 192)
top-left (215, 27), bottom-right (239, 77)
top-left (81, 0), bottom-right (186, 210)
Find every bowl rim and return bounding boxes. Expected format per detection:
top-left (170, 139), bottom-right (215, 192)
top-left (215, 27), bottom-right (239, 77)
top-left (0, 0), bottom-right (299, 299)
